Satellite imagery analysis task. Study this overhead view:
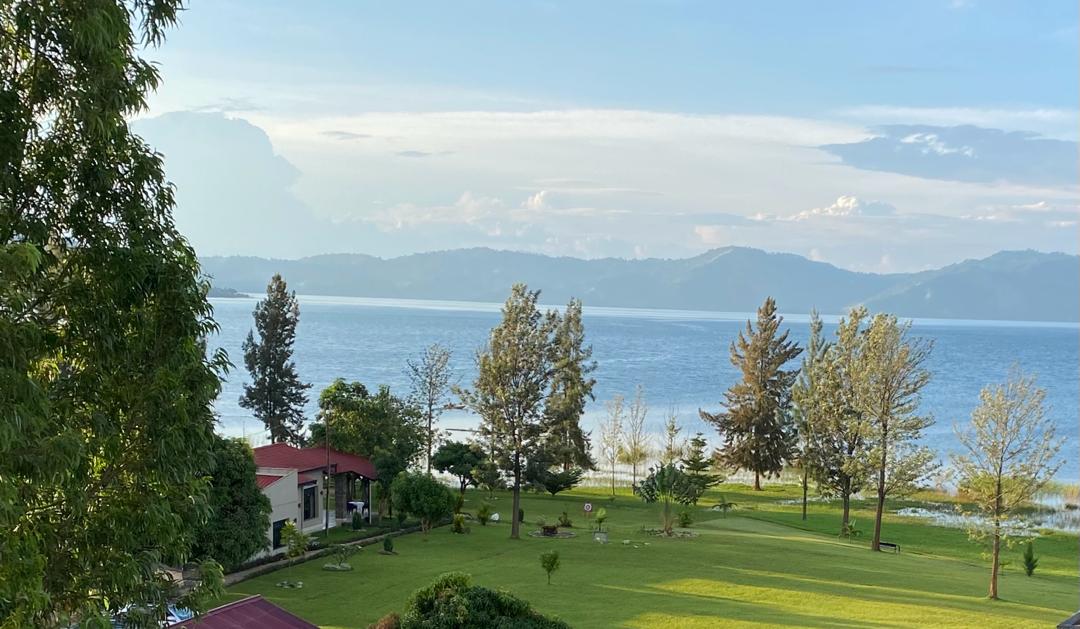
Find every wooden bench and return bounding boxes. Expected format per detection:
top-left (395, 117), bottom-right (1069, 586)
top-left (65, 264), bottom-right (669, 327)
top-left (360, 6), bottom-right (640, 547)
top-left (879, 541), bottom-right (900, 554)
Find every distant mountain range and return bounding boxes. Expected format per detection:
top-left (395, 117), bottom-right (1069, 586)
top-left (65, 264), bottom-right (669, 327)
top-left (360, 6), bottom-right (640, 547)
top-left (200, 247), bottom-right (1079, 322)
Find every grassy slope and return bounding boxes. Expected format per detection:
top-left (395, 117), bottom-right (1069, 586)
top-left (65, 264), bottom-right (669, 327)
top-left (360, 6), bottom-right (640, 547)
top-left (225, 486), bottom-right (1077, 628)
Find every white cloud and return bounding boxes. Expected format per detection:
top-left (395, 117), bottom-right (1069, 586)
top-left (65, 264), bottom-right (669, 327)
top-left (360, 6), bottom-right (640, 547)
top-left (779, 196), bottom-right (897, 221)
top-left (899, 132), bottom-right (976, 157)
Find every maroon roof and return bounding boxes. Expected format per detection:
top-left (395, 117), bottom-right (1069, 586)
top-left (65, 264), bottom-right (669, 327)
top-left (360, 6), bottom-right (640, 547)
top-left (253, 443), bottom-right (377, 479)
top-left (168, 595), bottom-right (317, 629)
top-left (255, 474), bottom-right (284, 489)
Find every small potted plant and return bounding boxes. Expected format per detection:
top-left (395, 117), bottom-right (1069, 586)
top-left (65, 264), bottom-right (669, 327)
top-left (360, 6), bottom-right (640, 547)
top-left (593, 508), bottom-right (608, 543)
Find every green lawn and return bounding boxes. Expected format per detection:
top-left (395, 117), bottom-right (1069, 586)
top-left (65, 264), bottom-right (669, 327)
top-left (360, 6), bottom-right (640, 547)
top-left (224, 485), bottom-right (1077, 628)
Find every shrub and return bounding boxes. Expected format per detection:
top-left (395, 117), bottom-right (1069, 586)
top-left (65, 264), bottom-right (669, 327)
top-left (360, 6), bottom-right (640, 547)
top-left (367, 612), bottom-right (401, 629)
top-left (539, 551), bottom-right (561, 585)
top-left (638, 464), bottom-right (699, 535)
top-left (388, 572), bottom-right (569, 628)
top-left (476, 502), bottom-right (493, 526)
top-left (451, 514), bottom-right (468, 534)
top-left (323, 544), bottom-right (356, 571)
top-left (391, 472), bottom-right (455, 533)
top-left (453, 492), bottom-right (465, 514)
top-left (352, 511), bottom-right (364, 530)
top-left (557, 512), bottom-right (573, 528)
top-left (383, 537), bottom-right (395, 554)
top-left (677, 508), bottom-right (693, 528)
top-left (1022, 541), bottom-right (1038, 576)
top-left (535, 515), bottom-right (547, 528)
top-left (519, 508), bottom-right (525, 525)
top-left (594, 508), bottom-right (608, 532)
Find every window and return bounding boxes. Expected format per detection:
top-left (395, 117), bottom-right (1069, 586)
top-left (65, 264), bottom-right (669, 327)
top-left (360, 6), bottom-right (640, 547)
top-left (303, 485), bottom-right (318, 520)
top-left (272, 519), bottom-right (286, 549)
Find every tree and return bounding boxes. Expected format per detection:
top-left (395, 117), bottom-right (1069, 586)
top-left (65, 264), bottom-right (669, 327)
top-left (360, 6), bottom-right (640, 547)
top-left (406, 343), bottom-right (455, 473)
top-left (542, 298), bottom-right (598, 471)
top-left (279, 522), bottom-right (309, 586)
top-left (540, 551), bottom-right (561, 585)
top-left (701, 297), bottom-right (802, 490)
top-left (391, 472), bottom-right (455, 534)
top-left (618, 385), bottom-right (650, 487)
top-left (952, 367), bottom-right (1062, 599)
top-left (1, 2), bottom-right (226, 624)
top-left (658, 407), bottom-right (688, 466)
top-left (310, 380), bottom-right (423, 516)
top-left (432, 441), bottom-right (485, 494)
top-left (800, 309), bottom-right (872, 536)
top-left (457, 284), bottom-right (556, 539)
top-left (681, 433), bottom-right (722, 502)
top-left (526, 464), bottom-right (585, 496)
top-left (239, 274), bottom-right (311, 445)
top-left (599, 395), bottom-right (626, 496)
top-left (638, 464), bottom-right (700, 535)
top-left (191, 437), bottom-right (272, 572)
top-left (856, 313), bottom-right (937, 552)
top-left (378, 572), bottom-right (571, 628)
top-left (792, 309), bottom-right (828, 521)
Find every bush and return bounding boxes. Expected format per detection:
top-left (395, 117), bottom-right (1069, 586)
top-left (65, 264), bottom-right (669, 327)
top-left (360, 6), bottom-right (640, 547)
top-left (539, 551), bottom-right (560, 585)
top-left (557, 512), bottom-right (573, 528)
top-left (383, 537), bottom-right (395, 554)
top-left (391, 472), bottom-right (455, 533)
top-left (387, 572), bottom-right (570, 628)
top-left (453, 492), bottom-right (465, 514)
top-left (1022, 541), bottom-right (1038, 576)
top-left (367, 612), bottom-right (401, 629)
top-left (594, 507), bottom-right (608, 532)
top-left (677, 508), bottom-right (693, 528)
top-left (519, 508), bottom-right (525, 525)
top-left (451, 513), bottom-right (469, 534)
top-left (476, 502), bottom-right (493, 526)
top-left (352, 511), bottom-right (364, 530)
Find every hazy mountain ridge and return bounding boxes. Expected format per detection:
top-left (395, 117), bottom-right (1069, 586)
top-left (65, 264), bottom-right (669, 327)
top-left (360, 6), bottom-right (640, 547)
top-left (201, 247), bottom-right (1078, 322)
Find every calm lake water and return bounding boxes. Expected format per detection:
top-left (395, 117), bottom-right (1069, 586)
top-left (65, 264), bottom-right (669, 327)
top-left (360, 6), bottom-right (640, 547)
top-left (209, 295), bottom-right (1080, 481)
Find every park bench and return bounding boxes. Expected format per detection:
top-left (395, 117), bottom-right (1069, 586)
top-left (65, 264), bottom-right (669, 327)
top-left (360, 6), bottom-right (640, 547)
top-left (879, 541), bottom-right (900, 554)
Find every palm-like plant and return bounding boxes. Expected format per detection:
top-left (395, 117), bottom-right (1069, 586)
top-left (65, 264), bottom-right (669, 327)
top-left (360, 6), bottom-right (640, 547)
top-left (638, 464), bottom-right (698, 535)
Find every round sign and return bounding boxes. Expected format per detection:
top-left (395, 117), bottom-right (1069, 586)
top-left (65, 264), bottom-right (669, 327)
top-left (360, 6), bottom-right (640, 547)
top-left (583, 502), bottom-right (593, 513)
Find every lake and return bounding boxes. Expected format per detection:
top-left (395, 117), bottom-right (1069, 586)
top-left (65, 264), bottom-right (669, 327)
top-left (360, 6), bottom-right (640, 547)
top-left (209, 295), bottom-right (1080, 481)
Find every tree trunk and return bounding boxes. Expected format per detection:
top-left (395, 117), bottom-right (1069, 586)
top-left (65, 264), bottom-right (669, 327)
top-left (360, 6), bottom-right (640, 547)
top-left (754, 470), bottom-right (762, 491)
top-left (871, 457), bottom-right (886, 551)
top-left (510, 451), bottom-right (521, 539)
top-left (801, 467), bottom-right (808, 521)
top-left (989, 523), bottom-right (1000, 599)
top-left (425, 406), bottom-right (433, 474)
top-left (841, 492), bottom-right (851, 536)
top-left (611, 464), bottom-right (616, 496)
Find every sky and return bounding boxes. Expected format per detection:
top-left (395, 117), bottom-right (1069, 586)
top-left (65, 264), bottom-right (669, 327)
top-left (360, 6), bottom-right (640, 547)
top-left (136, 0), bottom-right (1079, 273)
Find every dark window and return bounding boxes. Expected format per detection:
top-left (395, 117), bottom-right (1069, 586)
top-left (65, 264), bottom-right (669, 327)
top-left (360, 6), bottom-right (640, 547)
top-left (303, 485), bottom-right (317, 520)
top-left (272, 519), bottom-right (286, 549)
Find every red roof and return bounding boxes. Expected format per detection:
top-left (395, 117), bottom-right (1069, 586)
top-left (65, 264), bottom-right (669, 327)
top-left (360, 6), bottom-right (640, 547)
top-left (253, 443), bottom-right (377, 479)
top-left (168, 595), bottom-right (317, 629)
top-left (255, 474), bottom-right (284, 489)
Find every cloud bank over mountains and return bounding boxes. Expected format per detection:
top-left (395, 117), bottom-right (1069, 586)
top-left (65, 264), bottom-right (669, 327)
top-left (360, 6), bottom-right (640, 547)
top-left (134, 110), bottom-right (1077, 273)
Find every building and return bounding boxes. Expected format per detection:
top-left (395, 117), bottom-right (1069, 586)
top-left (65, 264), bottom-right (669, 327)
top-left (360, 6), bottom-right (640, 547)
top-left (167, 595), bottom-right (317, 628)
top-left (252, 443), bottom-right (377, 554)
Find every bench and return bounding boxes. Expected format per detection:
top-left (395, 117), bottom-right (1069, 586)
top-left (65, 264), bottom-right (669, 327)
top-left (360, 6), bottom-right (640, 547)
top-left (879, 541), bottom-right (900, 554)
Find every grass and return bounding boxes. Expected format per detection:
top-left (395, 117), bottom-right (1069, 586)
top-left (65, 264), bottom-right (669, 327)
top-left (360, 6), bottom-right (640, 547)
top-left (222, 485), bottom-right (1078, 628)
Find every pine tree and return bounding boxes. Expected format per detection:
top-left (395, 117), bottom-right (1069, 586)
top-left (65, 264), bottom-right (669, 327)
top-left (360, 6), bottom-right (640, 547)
top-left (701, 297), bottom-right (802, 490)
top-left (458, 284), bottom-right (556, 539)
top-left (681, 433), bottom-right (722, 502)
top-left (792, 309), bottom-right (828, 521)
top-left (542, 299), bottom-right (597, 471)
top-left (658, 407), bottom-right (688, 465)
top-left (239, 274), bottom-right (311, 444)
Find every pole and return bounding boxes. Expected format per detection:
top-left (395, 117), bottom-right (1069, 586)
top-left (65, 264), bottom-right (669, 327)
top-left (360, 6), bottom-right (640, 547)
top-left (324, 416), bottom-right (330, 537)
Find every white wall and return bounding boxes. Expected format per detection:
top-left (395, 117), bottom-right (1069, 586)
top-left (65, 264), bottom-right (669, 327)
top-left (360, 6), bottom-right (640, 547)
top-left (256, 468), bottom-right (298, 558)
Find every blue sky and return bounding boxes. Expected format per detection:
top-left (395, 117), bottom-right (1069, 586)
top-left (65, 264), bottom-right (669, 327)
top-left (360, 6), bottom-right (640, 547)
top-left (138, 0), bottom-right (1079, 272)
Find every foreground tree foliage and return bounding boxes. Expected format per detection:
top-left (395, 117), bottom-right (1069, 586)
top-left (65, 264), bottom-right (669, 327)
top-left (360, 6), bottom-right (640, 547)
top-left (952, 367), bottom-right (1062, 600)
top-left (702, 297), bottom-right (802, 490)
top-left (371, 572), bottom-right (570, 629)
top-left (0, 1), bottom-right (225, 624)
top-left (310, 380), bottom-right (423, 516)
top-left (191, 437), bottom-right (272, 572)
top-left (239, 273), bottom-right (310, 445)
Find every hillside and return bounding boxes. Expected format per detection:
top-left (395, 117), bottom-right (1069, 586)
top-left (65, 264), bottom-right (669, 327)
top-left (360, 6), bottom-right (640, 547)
top-left (200, 247), bottom-right (1078, 322)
